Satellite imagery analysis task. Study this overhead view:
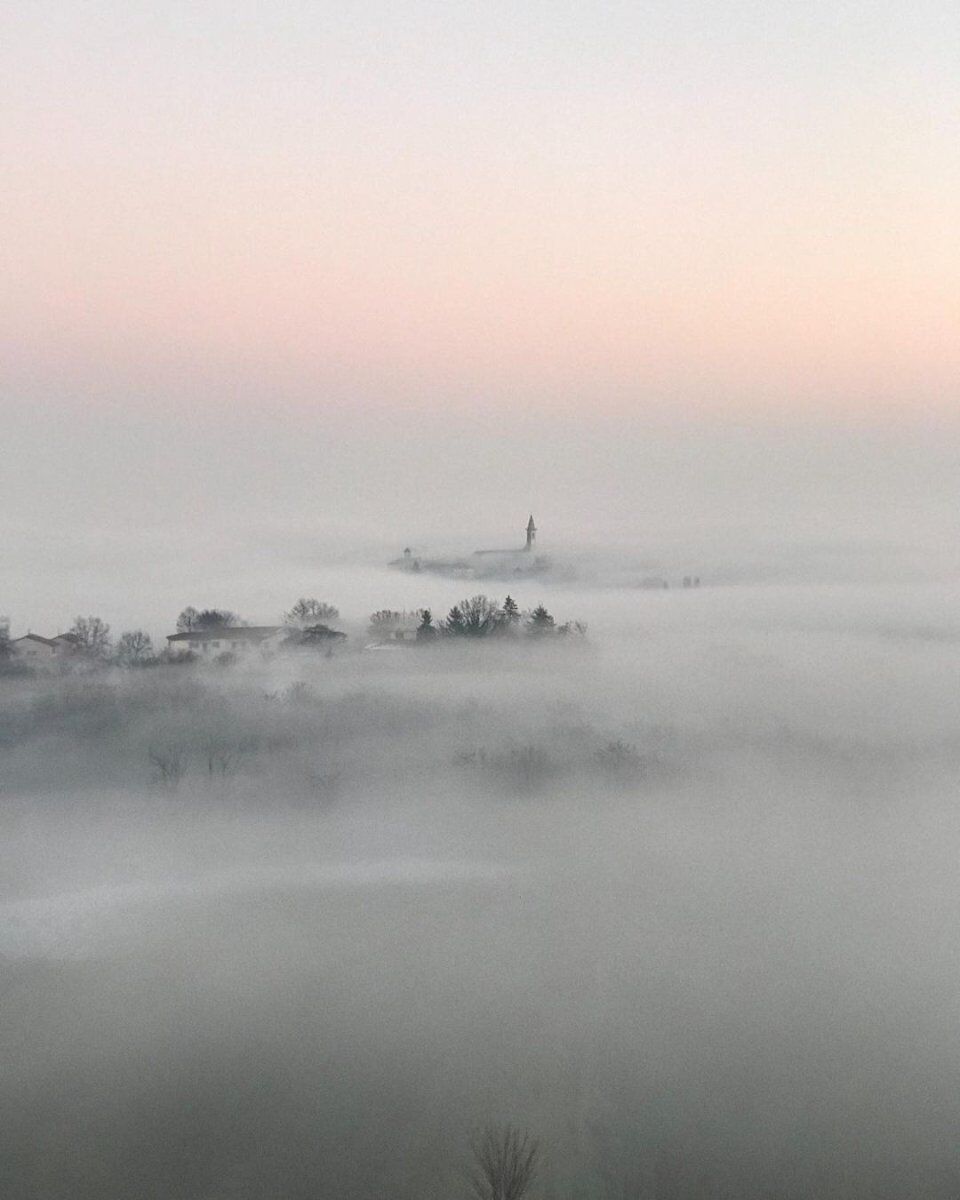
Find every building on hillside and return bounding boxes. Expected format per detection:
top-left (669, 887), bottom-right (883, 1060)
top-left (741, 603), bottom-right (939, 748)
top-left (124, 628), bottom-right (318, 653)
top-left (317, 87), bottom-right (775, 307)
top-left (387, 616), bottom-right (421, 643)
top-left (389, 516), bottom-right (550, 581)
top-left (9, 632), bottom-right (80, 667)
top-left (365, 612), bottom-right (421, 649)
top-left (9, 634), bottom-right (59, 665)
top-left (166, 626), bottom-right (290, 659)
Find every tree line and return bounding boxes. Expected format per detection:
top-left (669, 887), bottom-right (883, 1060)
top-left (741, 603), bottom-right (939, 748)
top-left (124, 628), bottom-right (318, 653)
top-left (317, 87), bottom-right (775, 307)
top-left (370, 595), bottom-right (586, 643)
top-left (0, 592), bottom-right (586, 672)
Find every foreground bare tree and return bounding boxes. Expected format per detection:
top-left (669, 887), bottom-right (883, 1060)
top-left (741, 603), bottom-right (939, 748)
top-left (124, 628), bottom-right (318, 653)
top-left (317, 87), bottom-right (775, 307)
top-left (466, 1125), bottom-right (541, 1200)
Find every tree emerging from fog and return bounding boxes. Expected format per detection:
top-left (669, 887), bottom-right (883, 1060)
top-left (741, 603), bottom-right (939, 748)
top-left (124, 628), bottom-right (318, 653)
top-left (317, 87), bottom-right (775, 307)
top-left (459, 595), bottom-right (503, 637)
top-left (501, 595), bottom-right (520, 627)
top-left (176, 606), bottom-right (238, 631)
top-left (416, 609), bottom-right (439, 642)
top-left (368, 609), bottom-right (404, 638)
top-left (175, 606), bottom-right (200, 631)
top-left (283, 597), bottom-right (340, 627)
top-left (195, 608), bottom-right (238, 629)
top-left (466, 1125), bottom-right (541, 1200)
top-left (526, 605), bottom-right (555, 635)
top-left (442, 595), bottom-right (505, 637)
top-left (115, 629), bottom-right (154, 666)
top-left (444, 604), bottom-right (467, 636)
top-left (69, 614), bottom-right (111, 657)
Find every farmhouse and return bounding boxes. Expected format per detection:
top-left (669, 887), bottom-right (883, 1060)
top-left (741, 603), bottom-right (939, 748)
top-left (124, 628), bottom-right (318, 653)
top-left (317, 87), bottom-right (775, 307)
top-left (166, 626), bottom-right (289, 659)
top-left (9, 633), bottom-right (79, 667)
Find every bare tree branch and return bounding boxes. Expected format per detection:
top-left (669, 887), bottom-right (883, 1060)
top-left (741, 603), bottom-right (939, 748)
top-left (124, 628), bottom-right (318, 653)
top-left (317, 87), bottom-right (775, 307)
top-left (465, 1124), bottom-right (541, 1200)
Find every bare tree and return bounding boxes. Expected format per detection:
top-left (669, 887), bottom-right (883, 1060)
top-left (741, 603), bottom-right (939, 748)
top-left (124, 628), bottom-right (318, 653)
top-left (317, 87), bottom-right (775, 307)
top-left (444, 596), bottom-right (501, 637)
top-left (202, 736), bottom-right (254, 779)
top-left (148, 745), bottom-right (187, 789)
top-left (284, 597), bottom-right (339, 626)
top-left (466, 1125), bottom-right (541, 1200)
top-left (176, 606), bottom-right (200, 632)
top-left (69, 615), bottom-right (111, 657)
top-left (557, 620), bottom-right (588, 638)
top-left (176, 606), bottom-right (238, 630)
top-left (195, 608), bottom-right (237, 629)
top-left (115, 629), bottom-right (154, 665)
top-left (368, 609), bottom-right (403, 639)
top-left (459, 595), bottom-right (502, 636)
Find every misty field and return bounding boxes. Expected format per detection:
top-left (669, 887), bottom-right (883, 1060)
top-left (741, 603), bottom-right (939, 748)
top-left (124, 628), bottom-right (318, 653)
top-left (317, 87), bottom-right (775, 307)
top-left (3, 583), bottom-right (960, 1198)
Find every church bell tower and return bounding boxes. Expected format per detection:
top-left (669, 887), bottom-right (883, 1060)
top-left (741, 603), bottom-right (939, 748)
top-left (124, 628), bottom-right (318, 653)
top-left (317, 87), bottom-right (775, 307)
top-left (525, 515), bottom-right (537, 550)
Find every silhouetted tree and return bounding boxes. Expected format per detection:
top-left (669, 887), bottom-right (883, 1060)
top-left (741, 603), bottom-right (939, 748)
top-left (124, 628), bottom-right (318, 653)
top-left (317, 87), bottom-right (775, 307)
top-left (526, 605), bottom-right (555, 636)
top-left (194, 609), bottom-right (237, 629)
top-left (284, 597), bottom-right (339, 626)
top-left (416, 609), bottom-right (439, 643)
top-left (466, 1125), bottom-right (541, 1200)
top-left (368, 610), bottom-right (403, 639)
top-left (176, 606), bottom-right (200, 632)
top-left (148, 744), bottom-right (187, 789)
top-left (501, 595), bottom-right (520, 624)
top-left (459, 595), bottom-right (502, 636)
top-left (444, 604), bottom-right (467, 636)
top-left (115, 629), bottom-right (154, 665)
top-left (69, 615), bottom-right (111, 657)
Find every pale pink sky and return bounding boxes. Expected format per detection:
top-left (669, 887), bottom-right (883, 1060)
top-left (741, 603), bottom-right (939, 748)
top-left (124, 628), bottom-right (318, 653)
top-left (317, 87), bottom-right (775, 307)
top-left (2, 1), bottom-right (957, 417)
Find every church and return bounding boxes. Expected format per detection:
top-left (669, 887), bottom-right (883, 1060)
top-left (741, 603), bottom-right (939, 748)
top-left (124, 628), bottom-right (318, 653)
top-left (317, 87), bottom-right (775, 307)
top-left (473, 515), bottom-right (537, 557)
top-left (390, 516), bottom-right (548, 581)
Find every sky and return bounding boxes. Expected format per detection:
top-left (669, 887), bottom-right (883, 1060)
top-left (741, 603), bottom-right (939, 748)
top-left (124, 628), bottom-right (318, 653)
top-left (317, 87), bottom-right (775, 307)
top-left (2, 2), bottom-right (958, 632)
top-left (2, 0), bottom-right (957, 417)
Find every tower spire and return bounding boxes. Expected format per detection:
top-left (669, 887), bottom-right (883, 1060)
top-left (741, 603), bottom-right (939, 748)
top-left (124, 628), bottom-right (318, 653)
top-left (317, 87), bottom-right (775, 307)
top-left (525, 514), bottom-right (537, 550)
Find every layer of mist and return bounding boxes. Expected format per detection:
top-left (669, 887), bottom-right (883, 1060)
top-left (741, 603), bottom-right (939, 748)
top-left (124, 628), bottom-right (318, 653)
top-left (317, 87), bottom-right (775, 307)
top-left (3, 574), bottom-right (960, 1198)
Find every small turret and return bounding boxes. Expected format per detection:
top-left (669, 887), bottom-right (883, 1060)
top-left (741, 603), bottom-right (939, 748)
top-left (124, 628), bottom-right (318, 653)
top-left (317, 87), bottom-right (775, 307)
top-left (525, 515), bottom-right (537, 550)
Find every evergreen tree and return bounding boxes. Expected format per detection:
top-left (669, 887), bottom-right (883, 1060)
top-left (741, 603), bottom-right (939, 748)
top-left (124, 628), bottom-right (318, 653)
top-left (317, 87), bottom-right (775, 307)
top-left (526, 604), bottom-right (555, 636)
top-left (502, 595), bottom-right (520, 623)
top-left (416, 609), bottom-right (439, 643)
top-left (444, 605), bottom-right (467, 636)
